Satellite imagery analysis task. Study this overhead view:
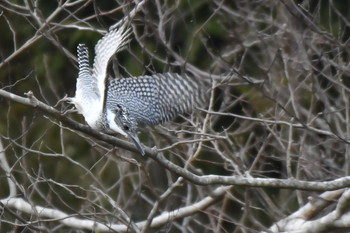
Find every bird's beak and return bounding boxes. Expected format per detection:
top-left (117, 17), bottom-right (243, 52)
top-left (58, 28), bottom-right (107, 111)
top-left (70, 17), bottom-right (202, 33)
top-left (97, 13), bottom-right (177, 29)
top-left (126, 132), bottom-right (145, 155)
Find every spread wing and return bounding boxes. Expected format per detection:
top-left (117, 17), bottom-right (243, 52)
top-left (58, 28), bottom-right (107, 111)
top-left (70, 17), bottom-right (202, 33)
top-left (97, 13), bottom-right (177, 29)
top-left (106, 73), bottom-right (205, 126)
top-left (76, 44), bottom-right (99, 99)
top-left (72, 23), bottom-right (131, 129)
top-left (92, 22), bottom-right (131, 106)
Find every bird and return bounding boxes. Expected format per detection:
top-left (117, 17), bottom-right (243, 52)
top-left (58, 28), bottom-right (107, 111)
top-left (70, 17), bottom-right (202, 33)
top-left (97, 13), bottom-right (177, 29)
top-left (70, 22), bottom-right (204, 155)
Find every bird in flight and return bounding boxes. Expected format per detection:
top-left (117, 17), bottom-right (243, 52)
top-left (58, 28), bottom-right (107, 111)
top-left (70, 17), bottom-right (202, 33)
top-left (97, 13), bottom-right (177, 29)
top-left (70, 22), bottom-right (204, 155)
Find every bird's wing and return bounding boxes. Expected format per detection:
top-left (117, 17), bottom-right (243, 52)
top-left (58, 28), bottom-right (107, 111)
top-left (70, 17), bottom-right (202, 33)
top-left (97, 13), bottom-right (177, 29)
top-left (107, 73), bottom-right (205, 126)
top-left (92, 22), bottom-right (131, 106)
top-left (71, 44), bottom-right (100, 128)
top-left (72, 23), bottom-right (131, 129)
top-left (151, 73), bottom-right (205, 124)
top-left (76, 44), bottom-right (99, 99)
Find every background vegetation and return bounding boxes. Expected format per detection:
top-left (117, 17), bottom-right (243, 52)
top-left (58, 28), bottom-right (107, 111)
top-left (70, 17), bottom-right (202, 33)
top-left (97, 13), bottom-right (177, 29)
top-left (1, 0), bottom-right (350, 232)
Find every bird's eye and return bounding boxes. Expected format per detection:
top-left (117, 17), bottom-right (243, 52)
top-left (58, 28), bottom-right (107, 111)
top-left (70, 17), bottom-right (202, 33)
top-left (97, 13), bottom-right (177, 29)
top-left (123, 124), bottom-right (129, 131)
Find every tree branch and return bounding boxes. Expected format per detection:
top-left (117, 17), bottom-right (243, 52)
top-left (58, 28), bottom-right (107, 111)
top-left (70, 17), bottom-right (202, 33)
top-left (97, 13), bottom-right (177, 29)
top-left (1, 88), bottom-right (350, 191)
top-left (0, 185), bottom-right (230, 232)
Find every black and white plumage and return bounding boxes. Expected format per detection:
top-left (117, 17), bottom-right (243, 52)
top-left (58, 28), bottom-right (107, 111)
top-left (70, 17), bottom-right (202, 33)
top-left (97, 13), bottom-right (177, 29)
top-left (70, 23), bottom-right (204, 155)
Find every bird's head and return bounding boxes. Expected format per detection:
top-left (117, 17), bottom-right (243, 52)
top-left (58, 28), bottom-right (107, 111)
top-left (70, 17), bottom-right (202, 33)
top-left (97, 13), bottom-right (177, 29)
top-left (111, 104), bottom-right (145, 155)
